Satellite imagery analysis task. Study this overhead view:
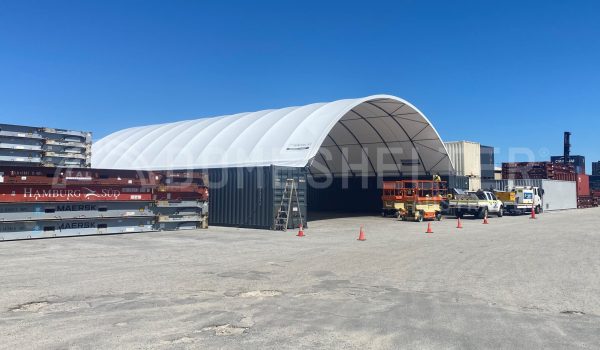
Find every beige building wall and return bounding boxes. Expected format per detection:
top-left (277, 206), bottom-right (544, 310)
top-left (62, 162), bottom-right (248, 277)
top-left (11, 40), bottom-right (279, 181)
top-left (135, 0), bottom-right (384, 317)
top-left (445, 141), bottom-right (482, 191)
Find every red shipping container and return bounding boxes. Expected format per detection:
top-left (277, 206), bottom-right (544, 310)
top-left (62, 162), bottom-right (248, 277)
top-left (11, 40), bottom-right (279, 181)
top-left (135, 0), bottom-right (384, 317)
top-left (0, 185), bottom-right (153, 203)
top-left (577, 174), bottom-right (590, 197)
top-left (154, 190), bottom-right (208, 202)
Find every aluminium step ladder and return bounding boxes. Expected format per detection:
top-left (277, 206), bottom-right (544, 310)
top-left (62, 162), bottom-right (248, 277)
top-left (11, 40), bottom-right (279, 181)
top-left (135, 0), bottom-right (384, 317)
top-left (273, 179), bottom-right (304, 231)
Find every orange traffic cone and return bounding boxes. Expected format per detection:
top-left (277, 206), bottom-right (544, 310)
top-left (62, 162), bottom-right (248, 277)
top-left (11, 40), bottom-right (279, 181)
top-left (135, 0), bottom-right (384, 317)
top-left (483, 214), bottom-right (489, 224)
top-left (530, 205), bottom-right (537, 220)
top-left (426, 222), bottom-right (433, 234)
top-left (456, 217), bottom-right (463, 229)
top-left (297, 224), bottom-right (305, 237)
top-left (357, 225), bottom-right (366, 241)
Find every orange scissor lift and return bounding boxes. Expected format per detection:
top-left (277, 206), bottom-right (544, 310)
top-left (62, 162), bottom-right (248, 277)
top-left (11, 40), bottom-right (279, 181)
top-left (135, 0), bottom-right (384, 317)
top-left (381, 180), bottom-right (447, 222)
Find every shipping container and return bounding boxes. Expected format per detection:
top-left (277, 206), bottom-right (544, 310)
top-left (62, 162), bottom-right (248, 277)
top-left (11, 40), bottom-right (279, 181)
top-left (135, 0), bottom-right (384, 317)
top-left (0, 185), bottom-right (153, 203)
top-left (589, 175), bottom-right (600, 191)
top-left (577, 196), bottom-right (597, 208)
top-left (0, 217), bottom-right (156, 241)
top-left (551, 155), bottom-right (586, 174)
top-left (0, 201), bottom-right (154, 221)
top-left (502, 162), bottom-right (576, 180)
top-left (156, 221), bottom-right (204, 231)
top-left (446, 175), bottom-right (469, 190)
top-left (0, 166), bottom-right (208, 187)
top-left (444, 141), bottom-right (481, 177)
top-left (468, 177), bottom-right (481, 191)
top-left (481, 179), bottom-right (576, 211)
top-left (208, 166), bottom-right (306, 230)
top-left (577, 174), bottom-right (590, 197)
top-left (480, 145), bottom-right (495, 180)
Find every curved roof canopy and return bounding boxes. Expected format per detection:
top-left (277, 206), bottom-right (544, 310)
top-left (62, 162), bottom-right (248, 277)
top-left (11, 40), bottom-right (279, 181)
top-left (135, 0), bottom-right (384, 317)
top-left (93, 95), bottom-right (454, 176)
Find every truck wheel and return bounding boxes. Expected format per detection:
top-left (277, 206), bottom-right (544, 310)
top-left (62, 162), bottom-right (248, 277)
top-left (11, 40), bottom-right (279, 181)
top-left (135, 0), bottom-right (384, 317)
top-left (479, 208), bottom-right (488, 219)
top-left (456, 211), bottom-right (464, 219)
top-left (535, 206), bottom-right (541, 214)
top-left (435, 212), bottom-right (442, 221)
top-left (416, 211), bottom-right (424, 222)
top-left (497, 207), bottom-right (503, 217)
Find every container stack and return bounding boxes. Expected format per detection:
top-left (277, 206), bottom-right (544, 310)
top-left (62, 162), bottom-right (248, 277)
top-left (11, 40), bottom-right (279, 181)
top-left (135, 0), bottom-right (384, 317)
top-left (502, 162), bottom-right (576, 181)
top-left (0, 167), bottom-right (209, 241)
top-left (0, 123), bottom-right (91, 168)
top-left (576, 173), bottom-right (597, 208)
top-left (153, 171), bottom-right (209, 231)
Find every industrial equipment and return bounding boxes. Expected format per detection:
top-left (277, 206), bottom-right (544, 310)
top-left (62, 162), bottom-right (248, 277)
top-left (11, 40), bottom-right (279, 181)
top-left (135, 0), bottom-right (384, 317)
top-left (494, 186), bottom-right (543, 215)
top-left (382, 180), bottom-right (446, 222)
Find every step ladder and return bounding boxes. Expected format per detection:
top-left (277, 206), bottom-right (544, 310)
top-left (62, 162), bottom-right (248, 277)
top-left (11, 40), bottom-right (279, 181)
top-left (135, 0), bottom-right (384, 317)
top-left (274, 179), bottom-right (304, 231)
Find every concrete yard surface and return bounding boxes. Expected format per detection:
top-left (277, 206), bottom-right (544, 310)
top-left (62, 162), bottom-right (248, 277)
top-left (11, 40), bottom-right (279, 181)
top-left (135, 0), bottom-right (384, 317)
top-left (1, 209), bottom-right (600, 349)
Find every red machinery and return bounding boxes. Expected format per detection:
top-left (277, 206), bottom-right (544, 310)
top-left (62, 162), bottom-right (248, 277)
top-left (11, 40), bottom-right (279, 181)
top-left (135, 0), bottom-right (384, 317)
top-left (382, 180), bottom-right (447, 221)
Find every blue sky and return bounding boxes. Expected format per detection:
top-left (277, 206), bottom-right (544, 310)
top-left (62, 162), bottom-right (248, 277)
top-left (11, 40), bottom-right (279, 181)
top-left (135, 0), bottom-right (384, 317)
top-left (1, 0), bottom-right (599, 170)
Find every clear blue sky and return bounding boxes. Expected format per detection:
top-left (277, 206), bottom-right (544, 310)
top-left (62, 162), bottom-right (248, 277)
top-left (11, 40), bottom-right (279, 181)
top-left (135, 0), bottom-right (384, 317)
top-left (1, 0), bottom-right (599, 170)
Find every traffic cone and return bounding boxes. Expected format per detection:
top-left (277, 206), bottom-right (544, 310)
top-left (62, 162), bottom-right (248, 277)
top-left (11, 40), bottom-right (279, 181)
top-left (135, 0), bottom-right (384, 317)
top-left (357, 225), bottom-right (366, 241)
top-left (530, 205), bottom-right (536, 219)
top-left (297, 224), bottom-right (305, 237)
top-left (456, 217), bottom-right (463, 229)
top-left (426, 222), bottom-right (433, 234)
top-left (483, 214), bottom-right (489, 224)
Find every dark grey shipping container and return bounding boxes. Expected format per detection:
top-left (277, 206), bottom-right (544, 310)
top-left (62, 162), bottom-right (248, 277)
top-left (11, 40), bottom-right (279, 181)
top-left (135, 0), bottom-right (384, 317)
top-left (589, 175), bottom-right (600, 190)
top-left (480, 145), bottom-right (495, 180)
top-left (208, 166), bottom-right (307, 230)
top-left (445, 175), bottom-right (469, 190)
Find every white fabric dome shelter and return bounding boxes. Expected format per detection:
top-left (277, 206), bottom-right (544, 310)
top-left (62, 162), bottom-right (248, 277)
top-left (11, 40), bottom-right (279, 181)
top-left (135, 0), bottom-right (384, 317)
top-left (93, 95), bottom-right (454, 176)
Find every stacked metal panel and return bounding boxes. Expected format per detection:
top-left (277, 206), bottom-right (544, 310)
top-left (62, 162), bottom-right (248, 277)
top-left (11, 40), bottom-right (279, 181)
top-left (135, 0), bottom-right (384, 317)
top-left (0, 123), bottom-right (91, 168)
top-left (0, 167), bottom-right (209, 240)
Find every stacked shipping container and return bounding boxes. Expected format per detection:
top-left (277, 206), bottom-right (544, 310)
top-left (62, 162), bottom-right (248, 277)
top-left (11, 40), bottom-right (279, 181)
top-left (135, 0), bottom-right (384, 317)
top-left (0, 123), bottom-right (91, 167)
top-left (444, 141), bottom-right (482, 191)
top-left (0, 167), bottom-right (209, 240)
top-left (576, 173), bottom-right (598, 208)
top-left (501, 162), bottom-right (576, 181)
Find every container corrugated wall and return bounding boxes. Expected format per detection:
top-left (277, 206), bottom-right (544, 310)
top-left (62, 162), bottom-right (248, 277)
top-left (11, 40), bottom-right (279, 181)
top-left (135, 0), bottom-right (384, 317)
top-left (541, 180), bottom-right (577, 211)
top-left (480, 145), bottom-right (495, 180)
top-left (481, 179), bottom-right (576, 211)
top-left (208, 166), bottom-right (307, 230)
top-left (577, 174), bottom-right (590, 196)
top-left (468, 177), bottom-right (482, 191)
top-left (444, 141), bottom-right (481, 177)
top-left (208, 167), bottom-right (274, 229)
top-left (273, 166), bottom-right (307, 229)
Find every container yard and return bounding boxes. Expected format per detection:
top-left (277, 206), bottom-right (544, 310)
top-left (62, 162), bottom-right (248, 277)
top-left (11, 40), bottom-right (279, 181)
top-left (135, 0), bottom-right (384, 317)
top-left (3, 2), bottom-right (600, 349)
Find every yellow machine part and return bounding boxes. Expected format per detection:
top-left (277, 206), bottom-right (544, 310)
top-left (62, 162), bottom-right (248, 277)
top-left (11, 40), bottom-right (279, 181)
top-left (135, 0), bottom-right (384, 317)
top-left (403, 202), bottom-right (442, 220)
top-left (383, 201), bottom-right (406, 211)
top-left (496, 191), bottom-right (515, 202)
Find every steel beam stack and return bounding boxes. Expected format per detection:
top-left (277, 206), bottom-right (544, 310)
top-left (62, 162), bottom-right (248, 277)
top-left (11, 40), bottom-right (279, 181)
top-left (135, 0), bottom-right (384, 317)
top-left (0, 123), bottom-right (91, 168)
top-left (0, 167), bottom-right (209, 241)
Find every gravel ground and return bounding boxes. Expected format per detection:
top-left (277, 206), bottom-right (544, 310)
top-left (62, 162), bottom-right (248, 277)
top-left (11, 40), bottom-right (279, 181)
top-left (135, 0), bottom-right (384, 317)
top-left (1, 208), bottom-right (600, 349)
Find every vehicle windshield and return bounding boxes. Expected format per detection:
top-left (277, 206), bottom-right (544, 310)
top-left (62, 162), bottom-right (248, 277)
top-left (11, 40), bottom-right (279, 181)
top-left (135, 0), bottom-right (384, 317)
top-left (476, 192), bottom-right (487, 200)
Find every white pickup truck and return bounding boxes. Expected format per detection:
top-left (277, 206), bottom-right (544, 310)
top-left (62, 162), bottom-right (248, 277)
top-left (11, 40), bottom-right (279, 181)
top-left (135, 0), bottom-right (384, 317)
top-left (447, 190), bottom-right (504, 219)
